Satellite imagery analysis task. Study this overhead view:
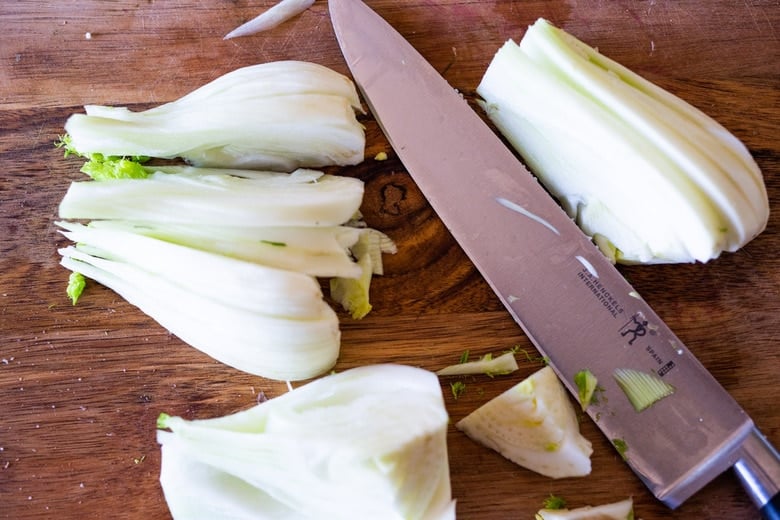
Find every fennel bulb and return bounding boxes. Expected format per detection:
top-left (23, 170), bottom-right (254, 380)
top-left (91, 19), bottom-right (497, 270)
top-left (477, 19), bottom-right (769, 264)
top-left (536, 497), bottom-right (634, 520)
top-left (156, 364), bottom-right (456, 520)
top-left (457, 365), bottom-right (592, 478)
top-left (64, 61), bottom-right (365, 171)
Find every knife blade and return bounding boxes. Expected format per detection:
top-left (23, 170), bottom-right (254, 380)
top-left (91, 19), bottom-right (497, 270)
top-left (329, 0), bottom-right (780, 516)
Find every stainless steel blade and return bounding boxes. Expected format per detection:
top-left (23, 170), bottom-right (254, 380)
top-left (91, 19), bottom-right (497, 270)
top-left (330, 0), bottom-right (780, 513)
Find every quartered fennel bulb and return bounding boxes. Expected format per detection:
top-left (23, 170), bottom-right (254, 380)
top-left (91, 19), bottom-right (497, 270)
top-left (477, 19), bottom-right (769, 264)
top-left (156, 365), bottom-right (456, 520)
top-left (536, 497), bottom-right (634, 520)
top-left (457, 365), bottom-right (592, 478)
top-left (65, 61), bottom-right (365, 171)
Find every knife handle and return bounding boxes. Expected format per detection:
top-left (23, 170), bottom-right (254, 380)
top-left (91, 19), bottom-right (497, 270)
top-left (761, 494), bottom-right (780, 520)
top-left (733, 427), bottom-right (780, 520)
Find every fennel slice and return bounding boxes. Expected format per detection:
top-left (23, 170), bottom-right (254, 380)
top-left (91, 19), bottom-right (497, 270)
top-left (436, 351), bottom-right (519, 377)
top-left (536, 497), bottom-right (634, 520)
top-left (573, 369), bottom-right (598, 411)
top-left (613, 368), bottom-right (675, 412)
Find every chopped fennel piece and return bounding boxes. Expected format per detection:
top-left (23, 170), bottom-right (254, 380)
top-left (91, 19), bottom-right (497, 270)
top-left (477, 19), bottom-right (769, 264)
top-left (573, 369), bottom-right (598, 411)
top-left (542, 494), bottom-right (567, 510)
top-left (612, 438), bottom-right (629, 461)
top-left (450, 381), bottom-right (467, 400)
top-left (536, 497), bottom-right (634, 520)
top-left (66, 271), bottom-right (86, 305)
top-left (613, 368), bottom-right (675, 411)
top-left (436, 351), bottom-right (519, 377)
top-left (329, 251), bottom-right (373, 319)
top-left (64, 61), bottom-right (365, 171)
top-left (58, 168), bottom-right (364, 227)
top-left (156, 365), bottom-right (456, 520)
top-left (224, 0), bottom-right (315, 39)
top-left (456, 366), bottom-right (592, 478)
top-left (329, 228), bottom-right (397, 318)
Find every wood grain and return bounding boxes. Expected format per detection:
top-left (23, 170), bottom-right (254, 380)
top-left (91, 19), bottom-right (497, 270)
top-left (1, 1), bottom-right (778, 519)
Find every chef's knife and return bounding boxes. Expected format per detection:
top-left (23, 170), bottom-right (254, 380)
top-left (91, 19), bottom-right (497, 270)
top-left (329, 0), bottom-right (780, 516)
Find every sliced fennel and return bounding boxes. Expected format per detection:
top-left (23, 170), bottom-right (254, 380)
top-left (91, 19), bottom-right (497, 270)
top-left (57, 222), bottom-right (328, 317)
top-left (56, 166), bottom-right (395, 379)
top-left (477, 19), bottom-right (769, 264)
top-left (436, 351), bottom-right (519, 377)
top-left (59, 167), bottom-right (364, 227)
top-left (156, 365), bottom-right (455, 520)
top-left (613, 368), bottom-right (675, 412)
top-left (456, 366), bottom-right (592, 478)
top-left (64, 61), bottom-right (365, 171)
top-left (78, 219), bottom-right (367, 279)
top-left (536, 497), bottom-right (634, 520)
top-left (329, 227), bottom-right (397, 319)
top-left (224, 0), bottom-right (315, 39)
top-left (573, 369), bottom-right (598, 411)
top-left (59, 242), bottom-right (340, 381)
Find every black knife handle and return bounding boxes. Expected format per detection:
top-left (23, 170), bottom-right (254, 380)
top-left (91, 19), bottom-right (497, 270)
top-left (761, 492), bottom-right (780, 520)
top-left (733, 427), bottom-right (780, 519)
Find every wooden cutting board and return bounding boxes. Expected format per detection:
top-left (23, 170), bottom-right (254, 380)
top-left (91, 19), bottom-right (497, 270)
top-left (1, 1), bottom-right (778, 518)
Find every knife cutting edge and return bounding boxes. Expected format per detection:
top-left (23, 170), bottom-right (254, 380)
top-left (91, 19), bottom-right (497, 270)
top-left (328, 0), bottom-right (780, 517)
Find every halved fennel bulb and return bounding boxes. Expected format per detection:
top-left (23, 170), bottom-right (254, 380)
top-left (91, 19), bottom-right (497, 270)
top-left (477, 19), bottom-right (769, 264)
top-left (64, 61), bottom-right (365, 171)
top-left (156, 365), bottom-right (455, 520)
top-left (457, 365), bottom-right (592, 478)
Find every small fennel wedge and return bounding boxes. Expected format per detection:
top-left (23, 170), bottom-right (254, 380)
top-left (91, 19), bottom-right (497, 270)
top-left (457, 365), bottom-right (592, 478)
top-left (64, 61), bottom-right (365, 171)
top-left (156, 365), bottom-right (456, 520)
top-left (477, 19), bottom-right (769, 264)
